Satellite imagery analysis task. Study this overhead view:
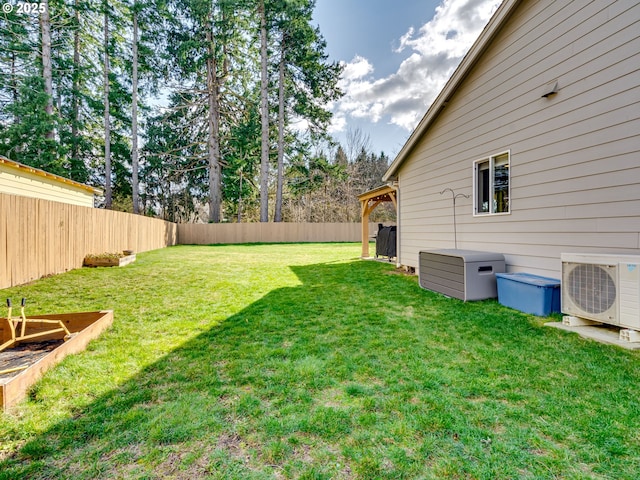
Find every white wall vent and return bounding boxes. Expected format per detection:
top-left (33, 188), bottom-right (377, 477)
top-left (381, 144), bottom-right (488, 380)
top-left (561, 253), bottom-right (640, 330)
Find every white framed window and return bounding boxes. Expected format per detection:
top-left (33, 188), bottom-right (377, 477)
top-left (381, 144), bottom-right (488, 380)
top-left (473, 151), bottom-right (510, 215)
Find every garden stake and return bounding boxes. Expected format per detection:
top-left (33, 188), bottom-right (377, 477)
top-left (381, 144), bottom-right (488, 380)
top-left (440, 188), bottom-right (470, 249)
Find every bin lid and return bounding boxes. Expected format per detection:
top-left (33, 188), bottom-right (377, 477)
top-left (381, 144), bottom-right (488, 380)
top-left (495, 272), bottom-right (560, 287)
top-left (421, 249), bottom-right (505, 262)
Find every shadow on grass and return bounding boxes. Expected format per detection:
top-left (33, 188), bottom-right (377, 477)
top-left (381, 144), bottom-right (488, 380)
top-left (2, 258), bottom-right (640, 479)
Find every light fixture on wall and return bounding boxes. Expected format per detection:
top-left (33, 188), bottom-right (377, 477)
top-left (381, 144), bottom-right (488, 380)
top-left (541, 79), bottom-right (559, 98)
top-left (440, 188), bottom-right (469, 250)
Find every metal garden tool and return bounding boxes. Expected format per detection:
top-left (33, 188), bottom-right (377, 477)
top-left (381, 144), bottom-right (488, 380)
top-left (0, 298), bottom-right (73, 354)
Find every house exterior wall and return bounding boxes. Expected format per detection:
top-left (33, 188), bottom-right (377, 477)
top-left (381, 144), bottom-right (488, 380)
top-left (396, 0), bottom-right (640, 278)
top-left (0, 161), bottom-right (95, 207)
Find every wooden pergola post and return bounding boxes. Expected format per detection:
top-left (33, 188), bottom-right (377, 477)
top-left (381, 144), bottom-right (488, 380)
top-left (357, 185), bottom-right (397, 259)
top-left (361, 201), bottom-right (370, 258)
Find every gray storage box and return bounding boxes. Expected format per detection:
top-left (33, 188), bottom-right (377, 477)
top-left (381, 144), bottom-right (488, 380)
top-left (419, 249), bottom-right (505, 301)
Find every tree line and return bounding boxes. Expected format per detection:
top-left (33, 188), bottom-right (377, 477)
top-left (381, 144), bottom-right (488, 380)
top-left (0, 0), bottom-right (395, 223)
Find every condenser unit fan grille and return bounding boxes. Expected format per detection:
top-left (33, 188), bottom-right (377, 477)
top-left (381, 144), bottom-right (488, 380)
top-left (567, 264), bottom-right (616, 314)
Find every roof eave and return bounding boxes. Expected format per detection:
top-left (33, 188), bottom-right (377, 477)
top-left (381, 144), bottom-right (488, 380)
top-left (382, 0), bottom-right (521, 182)
top-left (357, 184), bottom-right (396, 202)
top-left (0, 155), bottom-right (102, 195)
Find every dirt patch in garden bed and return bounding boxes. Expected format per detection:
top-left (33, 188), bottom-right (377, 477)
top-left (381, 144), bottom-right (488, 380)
top-left (0, 310), bottom-right (113, 412)
top-left (0, 340), bottom-right (63, 381)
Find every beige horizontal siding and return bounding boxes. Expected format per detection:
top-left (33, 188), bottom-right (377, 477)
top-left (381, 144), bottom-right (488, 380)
top-left (397, 0), bottom-right (640, 278)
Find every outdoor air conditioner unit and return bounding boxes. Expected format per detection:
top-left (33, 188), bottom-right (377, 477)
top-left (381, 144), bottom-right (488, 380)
top-left (561, 253), bottom-right (640, 330)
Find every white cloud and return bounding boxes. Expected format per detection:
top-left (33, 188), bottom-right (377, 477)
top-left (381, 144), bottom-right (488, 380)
top-left (331, 0), bottom-right (502, 132)
top-left (340, 55), bottom-right (374, 80)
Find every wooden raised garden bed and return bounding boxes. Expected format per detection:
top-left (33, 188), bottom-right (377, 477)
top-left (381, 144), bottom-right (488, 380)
top-left (0, 310), bottom-right (113, 412)
top-left (83, 251), bottom-right (136, 267)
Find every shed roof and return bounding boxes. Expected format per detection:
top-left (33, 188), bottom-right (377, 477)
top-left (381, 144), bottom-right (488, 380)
top-left (0, 155), bottom-right (102, 195)
top-left (383, 0), bottom-right (521, 182)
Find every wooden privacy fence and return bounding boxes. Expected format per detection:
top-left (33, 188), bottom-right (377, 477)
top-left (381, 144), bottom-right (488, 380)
top-left (0, 193), bottom-right (177, 289)
top-left (1, 192), bottom-right (386, 289)
top-left (177, 222), bottom-right (379, 245)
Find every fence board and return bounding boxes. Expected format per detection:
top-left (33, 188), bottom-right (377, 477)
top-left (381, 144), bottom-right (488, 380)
top-left (177, 222), bottom-right (382, 245)
top-left (0, 193), bottom-right (177, 289)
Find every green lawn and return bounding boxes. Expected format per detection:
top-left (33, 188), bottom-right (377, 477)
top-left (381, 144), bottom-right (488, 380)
top-left (1, 243), bottom-right (639, 479)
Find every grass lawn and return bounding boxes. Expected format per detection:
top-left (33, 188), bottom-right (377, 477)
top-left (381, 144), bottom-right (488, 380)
top-left (1, 243), bottom-right (639, 479)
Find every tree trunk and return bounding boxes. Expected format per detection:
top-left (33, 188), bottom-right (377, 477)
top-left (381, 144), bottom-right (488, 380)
top-left (103, 5), bottom-right (112, 208)
top-left (131, 8), bottom-right (140, 214)
top-left (274, 40), bottom-right (285, 222)
top-left (10, 51), bottom-right (18, 123)
top-left (237, 169), bottom-right (243, 223)
top-left (71, 0), bottom-right (80, 166)
top-left (259, 0), bottom-right (270, 222)
top-left (206, 29), bottom-right (221, 223)
top-left (40, 0), bottom-right (54, 139)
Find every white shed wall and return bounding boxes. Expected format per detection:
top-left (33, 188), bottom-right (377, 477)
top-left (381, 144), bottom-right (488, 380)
top-left (397, 0), bottom-right (640, 278)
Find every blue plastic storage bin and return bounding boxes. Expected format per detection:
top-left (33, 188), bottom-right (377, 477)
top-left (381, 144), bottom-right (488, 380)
top-left (495, 272), bottom-right (561, 316)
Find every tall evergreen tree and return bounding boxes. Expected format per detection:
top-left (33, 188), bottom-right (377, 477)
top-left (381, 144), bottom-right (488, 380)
top-left (0, 3), bottom-right (62, 171)
top-left (128, 0), bottom-right (169, 213)
top-left (103, 0), bottom-right (112, 207)
top-left (1, 0), bottom-right (355, 222)
top-left (258, 0), bottom-right (270, 222)
top-left (68, 0), bottom-right (87, 181)
top-left (53, 0), bottom-right (102, 184)
top-left (270, 0), bottom-right (342, 221)
top-left (166, 0), bottom-right (250, 222)
top-left (40, 0), bottom-right (54, 140)
top-left (131, 1), bottom-right (140, 213)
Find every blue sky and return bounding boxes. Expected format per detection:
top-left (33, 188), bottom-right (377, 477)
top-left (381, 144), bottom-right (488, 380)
top-left (312, 0), bottom-right (502, 158)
